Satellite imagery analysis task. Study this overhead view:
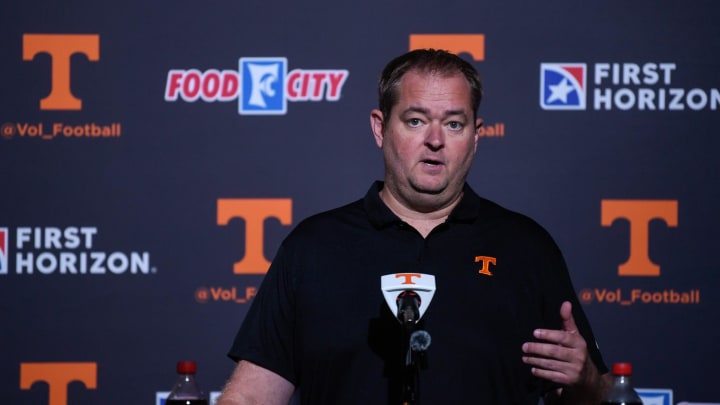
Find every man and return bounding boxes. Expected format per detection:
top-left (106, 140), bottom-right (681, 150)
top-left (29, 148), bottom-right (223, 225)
top-left (217, 49), bottom-right (610, 404)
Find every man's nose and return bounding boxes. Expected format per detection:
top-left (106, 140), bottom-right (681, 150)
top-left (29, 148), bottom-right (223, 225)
top-left (424, 122), bottom-right (444, 149)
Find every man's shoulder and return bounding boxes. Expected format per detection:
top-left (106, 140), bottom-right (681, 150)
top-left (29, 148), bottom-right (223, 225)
top-left (463, 191), bottom-right (557, 243)
top-left (306, 198), bottom-right (366, 225)
top-left (285, 197), bottom-right (368, 241)
top-left (290, 182), bottom-right (384, 235)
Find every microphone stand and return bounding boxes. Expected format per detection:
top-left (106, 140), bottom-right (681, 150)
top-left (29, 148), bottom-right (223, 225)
top-left (381, 275), bottom-right (436, 405)
top-left (397, 291), bottom-right (427, 405)
top-left (400, 323), bottom-right (420, 405)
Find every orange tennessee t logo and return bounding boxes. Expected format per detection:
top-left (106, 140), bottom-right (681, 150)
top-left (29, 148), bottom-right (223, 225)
top-left (475, 256), bottom-right (496, 276)
top-left (217, 198), bottom-right (292, 274)
top-left (20, 362), bottom-right (97, 405)
top-left (409, 34), bottom-right (485, 61)
top-left (23, 34), bottom-right (100, 110)
top-left (601, 199), bottom-right (678, 276)
top-left (395, 273), bottom-right (422, 284)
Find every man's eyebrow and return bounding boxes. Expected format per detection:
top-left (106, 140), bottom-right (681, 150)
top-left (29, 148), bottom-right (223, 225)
top-left (443, 109), bottom-right (469, 118)
top-left (400, 106), bottom-right (430, 116)
top-left (400, 106), bottom-right (468, 118)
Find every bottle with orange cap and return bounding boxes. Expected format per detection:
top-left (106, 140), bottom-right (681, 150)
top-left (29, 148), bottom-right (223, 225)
top-left (601, 362), bottom-right (643, 405)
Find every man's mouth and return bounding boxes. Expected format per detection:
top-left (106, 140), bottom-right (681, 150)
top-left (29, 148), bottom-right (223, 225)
top-left (421, 158), bottom-right (443, 166)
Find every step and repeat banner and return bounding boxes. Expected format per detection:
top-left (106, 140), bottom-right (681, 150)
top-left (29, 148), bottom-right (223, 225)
top-left (2, 1), bottom-right (718, 404)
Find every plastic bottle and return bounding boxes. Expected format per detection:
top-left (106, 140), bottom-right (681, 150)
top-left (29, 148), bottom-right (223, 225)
top-left (601, 362), bottom-right (643, 405)
top-left (166, 360), bottom-right (208, 405)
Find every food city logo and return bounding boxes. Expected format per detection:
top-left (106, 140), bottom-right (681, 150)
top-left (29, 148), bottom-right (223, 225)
top-left (540, 62), bottom-right (720, 111)
top-left (579, 199), bottom-right (701, 306)
top-left (194, 199), bottom-right (293, 305)
top-left (0, 226), bottom-right (155, 276)
top-left (409, 33), bottom-right (505, 138)
top-left (164, 57), bottom-right (349, 115)
top-left (2, 34), bottom-right (122, 141)
top-left (20, 362), bottom-right (97, 405)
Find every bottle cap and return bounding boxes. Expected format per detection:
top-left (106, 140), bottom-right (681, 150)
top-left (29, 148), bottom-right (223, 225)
top-left (176, 360), bottom-right (197, 374)
top-left (612, 362), bottom-right (633, 376)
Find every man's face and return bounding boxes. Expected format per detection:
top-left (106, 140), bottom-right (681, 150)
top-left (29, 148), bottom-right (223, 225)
top-left (370, 69), bottom-right (482, 211)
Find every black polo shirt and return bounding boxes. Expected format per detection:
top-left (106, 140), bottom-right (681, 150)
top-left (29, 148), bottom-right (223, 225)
top-left (228, 181), bottom-right (607, 404)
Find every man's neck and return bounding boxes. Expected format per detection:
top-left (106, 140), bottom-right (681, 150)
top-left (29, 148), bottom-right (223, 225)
top-left (379, 187), bottom-right (462, 238)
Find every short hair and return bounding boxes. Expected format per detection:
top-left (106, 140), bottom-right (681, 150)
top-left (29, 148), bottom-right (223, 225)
top-left (377, 49), bottom-right (483, 120)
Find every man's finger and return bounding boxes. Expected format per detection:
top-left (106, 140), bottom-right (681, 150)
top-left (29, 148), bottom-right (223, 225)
top-left (560, 301), bottom-right (578, 333)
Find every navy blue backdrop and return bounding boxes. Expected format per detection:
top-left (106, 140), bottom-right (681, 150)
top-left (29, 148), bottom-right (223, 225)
top-left (1, 1), bottom-right (719, 404)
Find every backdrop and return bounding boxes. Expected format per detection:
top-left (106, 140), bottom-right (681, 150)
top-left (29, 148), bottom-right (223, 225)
top-left (2, 1), bottom-right (719, 404)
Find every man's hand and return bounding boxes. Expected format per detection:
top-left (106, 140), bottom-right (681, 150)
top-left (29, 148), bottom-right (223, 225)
top-left (522, 301), bottom-right (609, 404)
top-left (522, 301), bottom-right (589, 385)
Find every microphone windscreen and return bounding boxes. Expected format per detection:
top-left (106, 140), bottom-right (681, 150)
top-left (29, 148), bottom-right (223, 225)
top-left (410, 329), bottom-right (432, 352)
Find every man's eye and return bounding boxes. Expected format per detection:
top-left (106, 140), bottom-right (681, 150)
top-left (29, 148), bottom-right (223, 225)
top-left (408, 118), bottom-right (422, 127)
top-left (448, 121), bottom-right (463, 130)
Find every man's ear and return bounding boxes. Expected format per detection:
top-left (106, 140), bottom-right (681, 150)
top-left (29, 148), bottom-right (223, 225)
top-left (370, 109), bottom-right (385, 148)
top-left (473, 118), bottom-right (483, 152)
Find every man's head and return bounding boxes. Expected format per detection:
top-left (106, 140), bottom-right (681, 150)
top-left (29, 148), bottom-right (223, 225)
top-left (370, 49), bottom-right (484, 214)
top-left (377, 49), bottom-right (483, 121)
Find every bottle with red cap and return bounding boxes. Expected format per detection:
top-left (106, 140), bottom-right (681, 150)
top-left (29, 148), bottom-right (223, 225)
top-left (601, 362), bottom-right (643, 405)
top-left (166, 360), bottom-right (208, 405)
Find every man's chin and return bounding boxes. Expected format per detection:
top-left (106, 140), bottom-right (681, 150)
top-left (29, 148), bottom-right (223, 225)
top-left (410, 183), bottom-right (446, 196)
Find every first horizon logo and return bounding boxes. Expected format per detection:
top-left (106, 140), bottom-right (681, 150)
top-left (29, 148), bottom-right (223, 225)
top-left (540, 63), bottom-right (586, 110)
top-left (540, 62), bottom-right (720, 111)
top-left (0, 228), bottom-right (7, 274)
top-left (0, 226), bottom-right (156, 276)
top-left (165, 57), bottom-right (349, 115)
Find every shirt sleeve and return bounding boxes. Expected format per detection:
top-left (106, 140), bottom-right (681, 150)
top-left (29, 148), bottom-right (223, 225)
top-left (541, 233), bottom-right (609, 376)
top-left (227, 243), bottom-right (298, 385)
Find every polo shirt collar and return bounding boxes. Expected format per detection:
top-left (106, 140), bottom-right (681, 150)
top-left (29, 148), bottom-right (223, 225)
top-left (364, 181), bottom-right (483, 228)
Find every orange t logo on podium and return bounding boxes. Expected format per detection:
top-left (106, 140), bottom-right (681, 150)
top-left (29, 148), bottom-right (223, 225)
top-left (217, 198), bottom-right (293, 274)
top-left (20, 362), bottom-right (97, 405)
top-left (23, 34), bottom-right (100, 110)
top-left (395, 273), bottom-right (422, 285)
top-left (601, 199), bottom-right (678, 276)
top-left (409, 34), bottom-right (485, 61)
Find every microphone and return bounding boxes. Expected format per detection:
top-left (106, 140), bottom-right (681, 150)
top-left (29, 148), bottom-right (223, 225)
top-left (396, 290), bottom-right (420, 326)
top-left (410, 329), bottom-right (432, 352)
top-left (381, 273), bottom-right (436, 325)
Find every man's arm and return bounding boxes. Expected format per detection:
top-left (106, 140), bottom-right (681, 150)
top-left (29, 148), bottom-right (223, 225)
top-left (216, 360), bottom-right (294, 405)
top-left (543, 360), bottom-right (612, 405)
top-left (522, 301), bottom-right (611, 405)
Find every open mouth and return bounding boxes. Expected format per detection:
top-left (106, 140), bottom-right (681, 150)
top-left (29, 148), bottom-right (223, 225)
top-left (421, 159), bottom-right (443, 166)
